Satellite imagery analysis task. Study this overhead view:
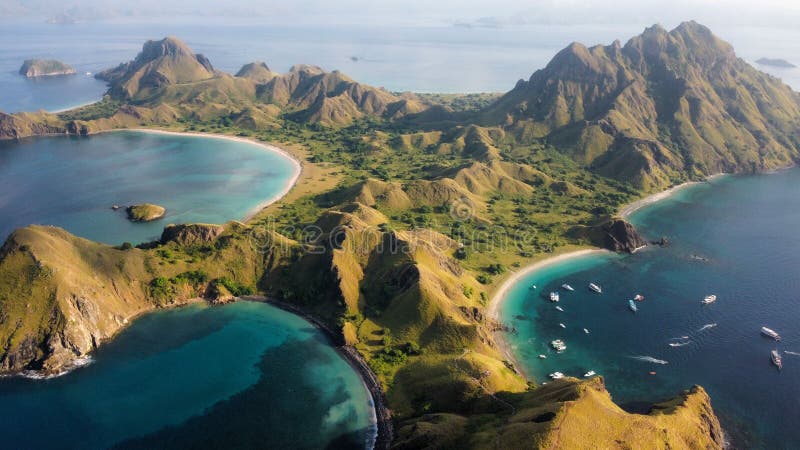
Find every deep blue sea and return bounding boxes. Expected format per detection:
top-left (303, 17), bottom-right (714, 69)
top-left (1, 17), bottom-right (799, 112)
top-left (500, 170), bottom-right (800, 449)
top-left (0, 301), bottom-right (376, 449)
top-left (0, 130), bottom-right (297, 245)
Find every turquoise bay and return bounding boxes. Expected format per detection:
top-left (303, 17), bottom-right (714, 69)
top-left (0, 302), bottom-right (375, 449)
top-left (0, 130), bottom-right (298, 245)
top-left (500, 170), bottom-right (800, 449)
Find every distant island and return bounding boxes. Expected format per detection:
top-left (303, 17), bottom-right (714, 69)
top-left (756, 57), bottom-right (797, 68)
top-left (126, 203), bottom-right (166, 222)
top-left (19, 59), bottom-right (76, 77)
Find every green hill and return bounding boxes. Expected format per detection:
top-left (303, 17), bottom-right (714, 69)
top-left (481, 21), bottom-right (800, 190)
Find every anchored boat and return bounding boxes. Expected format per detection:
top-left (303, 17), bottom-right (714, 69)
top-left (761, 326), bottom-right (781, 341)
top-left (772, 350), bottom-right (783, 370)
top-left (629, 300), bottom-right (638, 312)
top-left (701, 294), bottom-right (717, 304)
top-left (551, 339), bottom-right (567, 352)
top-left (583, 370), bottom-right (596, 378)
top-left (561, 283), bottom-right (575, 292)
top-left (589, 283), bottom-right (602, 293)
top-left (550, 291), bottom-right (560, 302)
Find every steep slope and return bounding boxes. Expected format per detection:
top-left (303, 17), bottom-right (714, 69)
top-left (482, 21), bottom-right (800, 190)
top-left (96, 36), bottom-right (217, 101)
top-left (394, 377), bottom-right (724, 449)
top-left (256, 65), bottom-right (425, 126)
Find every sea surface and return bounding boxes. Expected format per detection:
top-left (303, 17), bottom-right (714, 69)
top-left (0, 301), bottom-right (376, 449)
top-left (1, 17), bottom-right (799, 112)
top-left (500, 170), bottom-right (800, 448)
top-left (0, 130), bottom-right (297, 245)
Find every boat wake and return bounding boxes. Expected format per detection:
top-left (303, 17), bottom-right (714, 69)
top-left (630, 355), bottom-right (669, 364)
top-left (670, 336), bottom-right (690, 340)
top-left (697, 323), bottom-right (717, 332)
top-left (784, 351), bottom-right (800, 356)
top-left (669, 341), bottom-right (691, 347)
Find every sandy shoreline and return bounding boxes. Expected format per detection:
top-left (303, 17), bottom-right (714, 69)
top-left (124, 128), bottom-right (302, 223)
top-left (618, 173), bottom-right (725, 219)
top-left (488, 249), bottom-right (610, 377)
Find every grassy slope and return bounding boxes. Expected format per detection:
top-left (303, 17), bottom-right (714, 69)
top-left (0, 31), bottom-right (745, 447)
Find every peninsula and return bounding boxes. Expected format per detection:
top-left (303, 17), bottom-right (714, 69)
top-left (2, 22), bottom-right (798, 448)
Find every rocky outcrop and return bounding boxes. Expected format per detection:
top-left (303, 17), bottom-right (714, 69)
top-left (160, 223), bottom-right (226, 246)
top-left (19, 59), bottom-right (76, 77)
top-left (600, 219), bottom-right (647, 253)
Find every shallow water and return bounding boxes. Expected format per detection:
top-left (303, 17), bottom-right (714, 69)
top-left (0, 130), bottom-right (296, 244)
top-left (501, 170), bottom-right (800, 448)
top-left (0, 302), bottom-right (375, 449)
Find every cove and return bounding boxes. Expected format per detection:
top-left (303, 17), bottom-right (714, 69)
top-left (498, 169), bottom-right (800, 448)
top-left (0, 130), bottom-right (298, 245)
top-left (0, 301), bottom-right (376, 449)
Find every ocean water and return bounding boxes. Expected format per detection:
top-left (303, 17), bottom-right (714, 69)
top-left (0, 301), bottom-right (376, 449)
top-left (1, 18), bottom-right (799, 112)
top-left (0, 130), bottom-right (297, 245)
top-left (500, 170), bottom-right (800, 449)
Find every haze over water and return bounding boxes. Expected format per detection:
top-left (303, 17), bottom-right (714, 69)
top-left (500, 170), bottom-right (800, 449)
top-left (1, 18), bottom-right (799, 112)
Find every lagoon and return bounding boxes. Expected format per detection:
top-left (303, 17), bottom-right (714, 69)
top-left (0, 130), bottom-right (298, 245)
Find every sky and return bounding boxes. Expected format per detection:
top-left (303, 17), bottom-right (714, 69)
top-left (2, 0), bottom-right (800, 29)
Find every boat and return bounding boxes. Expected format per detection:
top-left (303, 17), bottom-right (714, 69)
top-left (549, 372), bottom-right (564, 380)
top-left (555, 306), bottom-right (564, 312)
top-left (771, 350), bottom-right (783, 370)
top-left (549, 291), bottom-right (560, 302)
top-left (629, 300), bottom-right (638, 312)
top-left (561, 283), bottom-right (575, 292)
top-left (634, 294), bottom-right (645, 302)
top-left (589, 283), bottom-right (602, 293)
top-left (583, 328), bottom-right (590, 334)
top-left (583, 370), bottom-right (596, 377)
top-left (550, 340), bottom-right (567, 352)
top-left (559, 323), bottom-right (566, 329)
top-left (761, 327), bottom-right (781, 341)
top-left (530, 284), bottom-right (537, 290)
top-left (701, 294), bottom-right (717, 304)
top-left (538, 354), bottom-right (547, 359)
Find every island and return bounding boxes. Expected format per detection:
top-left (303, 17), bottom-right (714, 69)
top-left (756, 57), bottom-right (797, 68)
top-left (19, 59), bottom-right (76, 77)
top-left (125, 203), bottom-right (166, 222)
top-left (3, 22), bottom-right (799, 448)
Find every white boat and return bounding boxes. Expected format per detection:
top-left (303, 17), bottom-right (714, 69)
top-left (634, 294), bottom-right (644, 302)
top-left (551, 339), bottom-right (567, 352)
top-left (629, 300), bottom-right (638, 313)
top-left (771, 349), bottom-right (783, 370)
top-left (589, 283), bottom-right (602, 293)
top-left (559, 323), bottom-right (566, 329)
top-left (555, 306), bottom-right (564, 312)
top-left (538, 354), bottom-right (547, 359)
top-left (701, 294), bottom-right (717, 304)
top-left (761, 327), bottom-right (781, 341)
top-left (583, 328), bottom-right (590, 334)
top-left (583, 370), bottom-right (596, 377)
top-left (530, 284), bottom-right (537, 290)
top-left (561, 283), bottom-right (575, 292)
top-left (549, 372), bottom-right (564, 379)
top-left (550, 291), bottom-right (560, 302)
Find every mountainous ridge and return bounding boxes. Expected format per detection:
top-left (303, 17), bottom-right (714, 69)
top-left (481, 21), bottom-right (800, 190)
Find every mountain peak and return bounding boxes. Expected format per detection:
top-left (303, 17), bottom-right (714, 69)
top-left (235, 61), bottom-right (274, 83)
top-left (96, 36), bottom-right (216, 100)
